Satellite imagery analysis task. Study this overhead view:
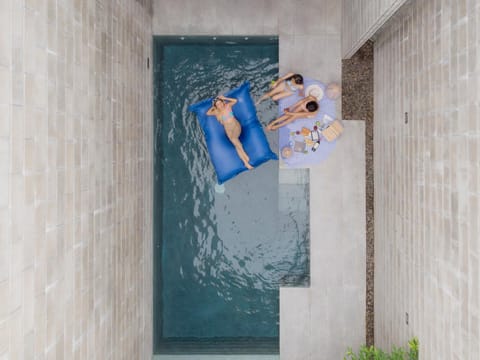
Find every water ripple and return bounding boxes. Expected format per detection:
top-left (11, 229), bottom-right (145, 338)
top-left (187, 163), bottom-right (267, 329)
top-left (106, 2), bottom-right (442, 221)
top-left (157, 42), bottom-right (309, 338)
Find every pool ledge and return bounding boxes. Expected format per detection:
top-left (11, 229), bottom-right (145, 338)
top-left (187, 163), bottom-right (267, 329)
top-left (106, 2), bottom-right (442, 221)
top-left (280, 121), bottom-right (366, 359)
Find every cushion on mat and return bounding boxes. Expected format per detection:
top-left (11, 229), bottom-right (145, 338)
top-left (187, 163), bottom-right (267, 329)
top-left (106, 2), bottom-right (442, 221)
top-left (188, 82), bottom-right (277, 184)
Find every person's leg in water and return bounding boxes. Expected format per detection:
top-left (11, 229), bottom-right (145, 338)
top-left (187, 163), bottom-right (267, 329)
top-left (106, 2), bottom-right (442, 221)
top-left (271, 91), bottom-right (294, 102)
top-left (256, 82), bottom-right (290, 105)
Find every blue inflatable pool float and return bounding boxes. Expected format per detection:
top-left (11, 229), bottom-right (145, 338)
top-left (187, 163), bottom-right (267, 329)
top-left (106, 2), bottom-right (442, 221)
top-left (189, 82), bottom-right (277, 184)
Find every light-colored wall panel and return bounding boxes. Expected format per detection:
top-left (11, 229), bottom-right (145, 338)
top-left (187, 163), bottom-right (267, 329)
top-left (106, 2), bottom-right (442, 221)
top-left (0, 0), bottom-right (153, 358)
top-left (342, 0), bottom-right (408, 58)
top-left (374, 0), bottom-right (480, 358)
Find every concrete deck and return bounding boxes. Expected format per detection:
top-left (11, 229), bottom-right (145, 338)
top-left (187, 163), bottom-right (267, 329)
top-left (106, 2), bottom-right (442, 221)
top-left (280, 120), bottom-right (366, 360)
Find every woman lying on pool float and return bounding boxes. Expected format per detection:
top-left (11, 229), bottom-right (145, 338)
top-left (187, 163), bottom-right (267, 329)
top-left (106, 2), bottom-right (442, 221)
top-left (266, 95), bottom-right (319, 131)
top-left (256, 72), bottom-right (304, 104)
top-left (207, 95), bottom-right (253, 169)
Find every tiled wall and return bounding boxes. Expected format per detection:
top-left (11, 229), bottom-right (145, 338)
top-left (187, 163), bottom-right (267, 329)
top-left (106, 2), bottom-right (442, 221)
top-left (0, 0), bottom-right (152, 359)
top-left (374, 0), bottom-right (480, 358)
top-left (135, 0), bottom-right (153, 15)
top-left (342, 0), bottom-right (408, 58)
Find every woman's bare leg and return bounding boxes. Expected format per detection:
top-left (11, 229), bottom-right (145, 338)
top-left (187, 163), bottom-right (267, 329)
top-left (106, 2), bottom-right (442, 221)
top-left (230, 138), bottom-right (253, 169)
top-left (266, 114), bottom-right (290, 131)
top-left (266, 114), bottom-right (302, 131)
top-left (271, 91), bottom-right (294, 102)
top-left (256, 83), bottom-right (287, 104)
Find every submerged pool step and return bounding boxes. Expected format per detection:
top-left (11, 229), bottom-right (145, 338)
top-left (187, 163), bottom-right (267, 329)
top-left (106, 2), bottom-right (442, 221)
top-left (154, 355), bottom-right (279, 360)
top-left (278, 168), bottom-right (309, 185)
top-left (156, 337), bottom-right (279, 355)
top-left (278, 184), bottom-right (309, 213)
top-left (278, 168), bottom-right (309, 212)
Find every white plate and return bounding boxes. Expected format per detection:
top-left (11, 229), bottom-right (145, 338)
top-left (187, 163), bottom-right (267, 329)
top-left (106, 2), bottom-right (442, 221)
top-left (305, 84), bottom-right (324, 101)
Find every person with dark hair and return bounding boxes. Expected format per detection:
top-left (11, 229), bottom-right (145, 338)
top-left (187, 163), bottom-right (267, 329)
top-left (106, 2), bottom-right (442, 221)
top-left (266, 95), bottom-right (319, 131)
top-left (206, 95), bottom-right (253, 169)
top-left (256, 72), bottom-right (304, 104)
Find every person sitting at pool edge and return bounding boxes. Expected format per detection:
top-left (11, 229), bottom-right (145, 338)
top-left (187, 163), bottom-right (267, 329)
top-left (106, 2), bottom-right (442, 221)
top-left (266, 95), bottom-right (319, 131)
top-left (207, 95), bottom-right (254, 170)
top-left (256, 72), bottom-right (304, 104)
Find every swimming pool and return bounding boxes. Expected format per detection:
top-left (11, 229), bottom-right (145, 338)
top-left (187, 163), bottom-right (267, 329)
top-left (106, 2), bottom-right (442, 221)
top-left (153, 36), bottom-right (310, 355)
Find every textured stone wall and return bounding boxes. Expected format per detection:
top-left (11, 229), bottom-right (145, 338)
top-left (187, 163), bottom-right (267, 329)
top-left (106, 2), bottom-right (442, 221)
top-left (0, 0), bottom-right (152, 359)
top-left (342, 0), bottom-right (408, 58)
top-left (136, 0), bottom-right (153, 15)
top-left (374, 0), bottom-right (480, 358)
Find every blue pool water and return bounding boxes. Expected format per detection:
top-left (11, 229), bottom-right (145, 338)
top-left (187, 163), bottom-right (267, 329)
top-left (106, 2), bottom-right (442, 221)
top-left (153, 37), bottom-right (310, 354)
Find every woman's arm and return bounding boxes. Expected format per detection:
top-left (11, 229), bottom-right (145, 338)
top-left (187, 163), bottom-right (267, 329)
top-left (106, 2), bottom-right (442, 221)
top-left (293, 96), bottom-right (316, 112)
top-left (206, 107), bottom-right (216, 116)
top-left (218, 96), bottom-right (237, 105)
top-left (296, 109), bottom-right (319, 118)
top-left (277, 72), bottom-right (294, 82)
top-left (289, 103), bottom-right (302, 112)
top-left (292, 111), bottom-right (311, 116)
top-left (272, 72), bottom-right (295, 88)
top-left (290, 98), bottom-right (308, 112)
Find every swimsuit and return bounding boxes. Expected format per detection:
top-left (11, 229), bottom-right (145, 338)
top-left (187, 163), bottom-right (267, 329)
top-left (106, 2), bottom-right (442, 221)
top-left (286, 80), bottom-right (298, 93)
top-left (221, 111), bottom-right (235, 123)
